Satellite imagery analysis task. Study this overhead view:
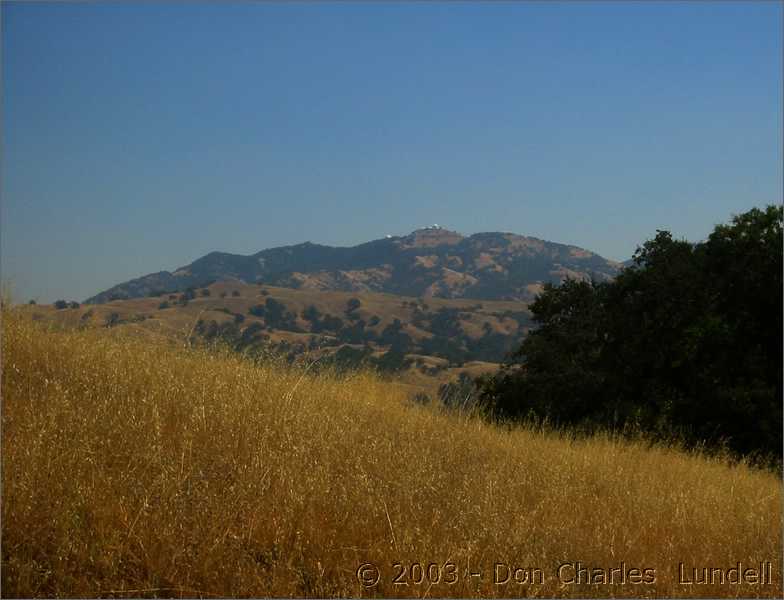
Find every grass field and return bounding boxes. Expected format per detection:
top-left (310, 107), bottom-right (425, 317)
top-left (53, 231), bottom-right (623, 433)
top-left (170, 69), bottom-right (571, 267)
top-left (2, 307), bottom-right (781, 598)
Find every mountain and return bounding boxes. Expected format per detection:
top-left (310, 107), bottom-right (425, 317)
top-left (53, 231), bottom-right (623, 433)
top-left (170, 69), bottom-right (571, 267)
top-left (85, 227), bottom-right (622, 304)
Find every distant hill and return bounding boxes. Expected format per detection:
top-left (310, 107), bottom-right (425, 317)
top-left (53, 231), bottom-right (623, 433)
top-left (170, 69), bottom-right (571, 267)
top-left (31, 282), bottom-right (535, 396)
top-left (85, 227), bottom-right (623, 304)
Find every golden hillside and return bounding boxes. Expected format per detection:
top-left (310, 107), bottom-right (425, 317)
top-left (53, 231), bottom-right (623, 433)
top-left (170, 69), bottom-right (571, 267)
top-left (2, 307), bottom-right (781, 598)
top-left (26, 282), bottom-right (532, 396)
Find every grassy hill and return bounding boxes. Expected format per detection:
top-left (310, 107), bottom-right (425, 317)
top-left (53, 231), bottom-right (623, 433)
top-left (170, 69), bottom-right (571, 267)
top-left (2, 306), bottom-right (781, 598)
top-left (27, 281), bottom-right (533, 396)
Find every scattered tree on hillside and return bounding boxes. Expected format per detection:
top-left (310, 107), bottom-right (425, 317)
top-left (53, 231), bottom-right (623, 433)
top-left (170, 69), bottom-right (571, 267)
top-left (302, 305), bottom-right (322, 323)
top-left (373, 348), bottom-right (411, 373)
top-left (345, 298), bottom-right (361, 318)
top-left (248, 298), bottom-right (300, 331)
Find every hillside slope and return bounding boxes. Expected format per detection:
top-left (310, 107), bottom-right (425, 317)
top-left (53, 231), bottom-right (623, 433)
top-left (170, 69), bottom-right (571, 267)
top-left (2, 309), bottom-right (781, 598)
top-left (27, 281), bottom-right (533, 396)
top-left (85, 228), bottom-right (622, 304)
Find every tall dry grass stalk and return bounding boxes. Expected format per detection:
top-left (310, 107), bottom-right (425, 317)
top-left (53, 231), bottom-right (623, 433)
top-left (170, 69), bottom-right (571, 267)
top-left (2, 307), bottom-right (781, 597)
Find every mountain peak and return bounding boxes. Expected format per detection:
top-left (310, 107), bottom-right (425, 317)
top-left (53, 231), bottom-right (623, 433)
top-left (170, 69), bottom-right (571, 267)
top-left (400, 226), bottom-right (464, 248)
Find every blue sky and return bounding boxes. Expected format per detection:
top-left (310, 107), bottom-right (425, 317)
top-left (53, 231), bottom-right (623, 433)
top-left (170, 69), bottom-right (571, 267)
top-left (2, 1), bottom-right (781, 303)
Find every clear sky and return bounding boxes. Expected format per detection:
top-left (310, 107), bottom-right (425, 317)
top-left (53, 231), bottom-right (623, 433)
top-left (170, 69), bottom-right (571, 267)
top-left (2, 1), bottom-right (781, 303)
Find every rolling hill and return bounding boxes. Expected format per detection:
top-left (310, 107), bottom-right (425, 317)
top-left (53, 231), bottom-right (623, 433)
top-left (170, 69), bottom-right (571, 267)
top-left (30, 281), bottom-right (534, 397)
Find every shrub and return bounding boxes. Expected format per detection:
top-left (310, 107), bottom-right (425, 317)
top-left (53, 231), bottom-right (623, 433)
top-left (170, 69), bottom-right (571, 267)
top-left (302, 305), bottom-right (322, 322)
top-left (372, 348), bottom-right (411, 373)
top-left (479, 205), bottom-right (783, 460)
top-left (346, 298), bottom-right (361, 313)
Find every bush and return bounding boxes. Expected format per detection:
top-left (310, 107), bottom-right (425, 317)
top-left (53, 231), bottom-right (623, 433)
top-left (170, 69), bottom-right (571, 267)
top-left (302, 305), bottom-right (322, 323)
top-left (478, 205), bottom-right (783, 460)
top-left (372, 348), bottom-right (411, 373)
top-left (320, 314), bottom-right (343, 333)
top-left (346, 298), bottom-right (361, 313)
top-left (54, 300), bottom-right (68, 310)
top-left (249, 299), bottom-right (299, 331)
top-left (337, 320), bottom-right (369, 344)
top-left (69, 301), bottom-right (80, 309)
top-left (158, 301), bottom-right (170, 310)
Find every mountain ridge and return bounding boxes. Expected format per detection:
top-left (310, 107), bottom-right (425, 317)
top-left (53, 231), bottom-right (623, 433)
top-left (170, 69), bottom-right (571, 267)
top-left (85, 227), bottom-right (622, 304)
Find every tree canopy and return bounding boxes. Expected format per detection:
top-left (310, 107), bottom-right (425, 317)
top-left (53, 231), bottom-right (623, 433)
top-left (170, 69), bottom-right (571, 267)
top-left (478, 205), bottom-right (782, 460)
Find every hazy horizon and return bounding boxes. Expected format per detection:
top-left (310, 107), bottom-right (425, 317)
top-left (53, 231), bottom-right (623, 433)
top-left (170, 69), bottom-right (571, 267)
top-left (2, 1), bottom-right (782, 303)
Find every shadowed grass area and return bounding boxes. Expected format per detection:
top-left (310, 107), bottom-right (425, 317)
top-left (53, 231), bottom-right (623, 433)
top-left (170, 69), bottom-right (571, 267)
top-left (2, 307), bottom-right (781, 598)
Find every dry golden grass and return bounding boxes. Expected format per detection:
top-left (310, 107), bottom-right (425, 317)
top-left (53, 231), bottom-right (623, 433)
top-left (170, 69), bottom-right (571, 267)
top-left (2, 308), bottom-right (781, 598)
